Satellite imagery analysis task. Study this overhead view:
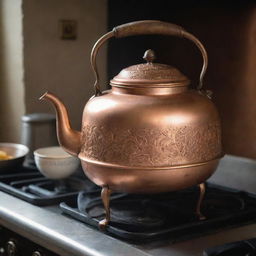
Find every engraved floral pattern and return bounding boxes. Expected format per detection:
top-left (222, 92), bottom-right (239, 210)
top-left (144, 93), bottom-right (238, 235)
top-left (81, 123), bottom-right (221, 167)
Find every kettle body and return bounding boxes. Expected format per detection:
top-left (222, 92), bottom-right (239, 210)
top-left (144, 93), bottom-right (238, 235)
top-left (79, 86), bottom-right (221, 193)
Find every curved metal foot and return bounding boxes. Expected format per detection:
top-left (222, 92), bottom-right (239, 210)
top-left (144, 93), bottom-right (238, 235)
top-left (99, 186), bottom-right (111, 230)
top-left (196, 183), bottom-right (206, 220)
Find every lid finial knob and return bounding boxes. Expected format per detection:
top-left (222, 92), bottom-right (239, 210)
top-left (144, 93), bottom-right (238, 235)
top-left (143, 49), bottom-right (156, 64)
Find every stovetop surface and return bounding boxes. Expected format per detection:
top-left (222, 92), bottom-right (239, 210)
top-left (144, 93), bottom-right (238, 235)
top-left (1, 155), bottom-right (256, 256)
top-left (60, 183), bottom-right (256, 243)
top-left (1, 163), bottom-right (256, 244)
top-left (0, 167), bottom-right (95, 206)
top-left (1, 190), bottom-right (256, 256)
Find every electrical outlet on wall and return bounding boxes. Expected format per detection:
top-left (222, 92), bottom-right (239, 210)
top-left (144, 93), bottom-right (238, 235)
top-left (60, 20), bottom-right (77, 40)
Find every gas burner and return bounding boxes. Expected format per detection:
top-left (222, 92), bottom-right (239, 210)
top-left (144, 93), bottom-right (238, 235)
top-left (77, 191), bottom-right (196, 230)
top-left (60, 184), bottom-right (256, 242)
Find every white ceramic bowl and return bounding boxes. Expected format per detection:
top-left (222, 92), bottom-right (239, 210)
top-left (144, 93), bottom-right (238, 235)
top-left (34, 146), bottom-right (80, 179)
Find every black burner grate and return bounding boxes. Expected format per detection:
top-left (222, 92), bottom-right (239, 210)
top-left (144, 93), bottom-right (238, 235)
top-left (60, 184), bottom-right (256, 242)
top-left (0, 167), bottom-right (96, 206)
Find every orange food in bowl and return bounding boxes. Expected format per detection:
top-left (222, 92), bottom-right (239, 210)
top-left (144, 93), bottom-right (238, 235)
top-left (0, 150), bottom-right (13, 160)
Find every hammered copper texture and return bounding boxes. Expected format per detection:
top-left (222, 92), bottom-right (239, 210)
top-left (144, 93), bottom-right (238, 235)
top-left (81, 123), bottom-right (221, 167)
top-left (111, 63), bottom-right (189, 86)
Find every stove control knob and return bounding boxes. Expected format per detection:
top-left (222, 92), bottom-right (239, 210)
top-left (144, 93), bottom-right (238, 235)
top-left (32, 251), bottom-right (42, 256)
top-left (6, 241), bottom-right (17, 256)
top-left (0, 247), bottom-right (5, 256)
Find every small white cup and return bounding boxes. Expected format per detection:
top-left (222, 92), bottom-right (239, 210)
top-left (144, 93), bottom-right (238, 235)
top-left (34, 146), bottom-right (79, 180)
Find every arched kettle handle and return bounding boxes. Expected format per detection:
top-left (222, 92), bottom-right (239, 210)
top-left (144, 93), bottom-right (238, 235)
top-left (90, 20), bottom-right (208, 96)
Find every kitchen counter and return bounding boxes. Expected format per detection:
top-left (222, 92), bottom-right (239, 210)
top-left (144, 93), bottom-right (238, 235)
top-left (1, 154), bottom-right (256, 256)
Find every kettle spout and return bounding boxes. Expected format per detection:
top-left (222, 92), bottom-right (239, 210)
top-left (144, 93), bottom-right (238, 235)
top-left (39, 92), bottom-right (81, 157)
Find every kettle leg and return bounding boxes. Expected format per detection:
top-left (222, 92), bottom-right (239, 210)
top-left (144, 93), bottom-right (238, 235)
top-left (99, 186), bottom-right (112, 230)
top-left (195, 182), bottom-right (206, 220)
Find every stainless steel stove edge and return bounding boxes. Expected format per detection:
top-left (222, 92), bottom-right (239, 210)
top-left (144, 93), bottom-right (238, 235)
top-left (0, 192), bottom-right (150, 256)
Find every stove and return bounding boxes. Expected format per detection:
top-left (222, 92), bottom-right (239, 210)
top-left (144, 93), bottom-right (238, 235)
top-left (1, 155), bottom-right (256, 256)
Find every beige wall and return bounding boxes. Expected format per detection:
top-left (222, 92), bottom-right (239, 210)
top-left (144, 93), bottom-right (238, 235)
top-left (23, 0), bottom-right (108, 130)
top-left (0, 0), bottom-right (25, 142)
top-left (0, 0), bottom-right (107, 142)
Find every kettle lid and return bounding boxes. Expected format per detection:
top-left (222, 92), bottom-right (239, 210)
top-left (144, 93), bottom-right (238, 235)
top-left (110, 49), bottom-right (190, 88)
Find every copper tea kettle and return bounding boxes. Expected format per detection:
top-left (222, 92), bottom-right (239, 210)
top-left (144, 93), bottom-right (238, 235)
top-left (40, 20), bottom-right (223, 229)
